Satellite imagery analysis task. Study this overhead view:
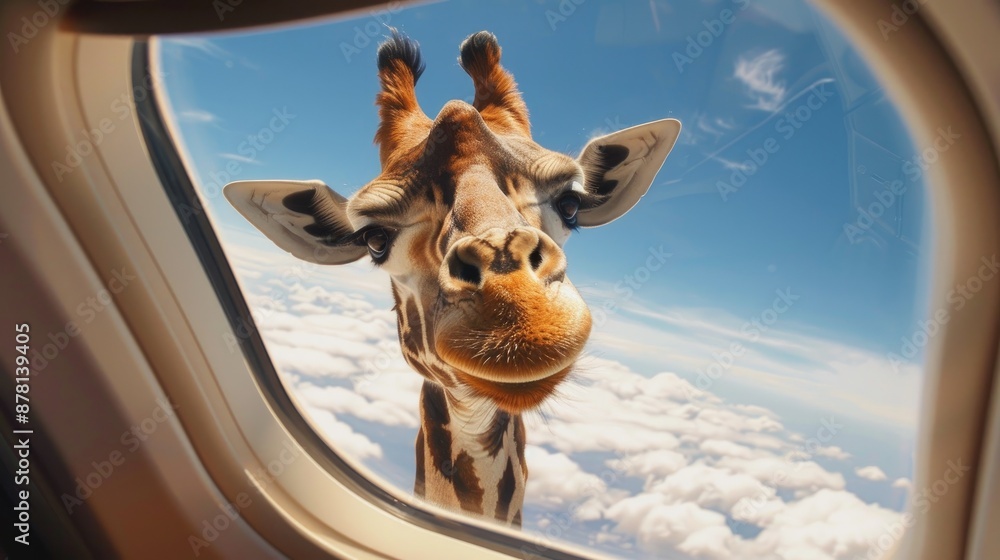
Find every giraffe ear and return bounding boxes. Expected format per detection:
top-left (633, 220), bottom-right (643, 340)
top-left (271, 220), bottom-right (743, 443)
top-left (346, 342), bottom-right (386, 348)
top-left (576, 118), bottom-right (681, 227)
top-left (223, 179), bottom-right (367, 265)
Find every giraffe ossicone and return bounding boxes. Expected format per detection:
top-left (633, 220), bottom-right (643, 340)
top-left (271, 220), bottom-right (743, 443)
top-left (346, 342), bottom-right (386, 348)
top-left (224, 29), bottom-right (680, 527)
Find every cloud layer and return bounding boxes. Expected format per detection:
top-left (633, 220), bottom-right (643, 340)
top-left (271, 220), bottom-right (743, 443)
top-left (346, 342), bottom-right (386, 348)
top-left (226, 240), bottom-right (913, 559)
top-left (581, 285), bottom-right (923, 427)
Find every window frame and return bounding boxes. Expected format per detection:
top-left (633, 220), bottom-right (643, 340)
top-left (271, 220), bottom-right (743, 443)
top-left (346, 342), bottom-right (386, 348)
top-left (0, 0), bottom-right (997, 558)
top-left (816, 2), bottom-right (1000, 558)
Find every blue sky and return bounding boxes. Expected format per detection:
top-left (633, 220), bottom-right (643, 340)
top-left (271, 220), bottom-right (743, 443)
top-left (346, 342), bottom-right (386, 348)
top-left (158, 0), bottom-right (929, 356)
top-left (155, 1), bottom-right (930, 557)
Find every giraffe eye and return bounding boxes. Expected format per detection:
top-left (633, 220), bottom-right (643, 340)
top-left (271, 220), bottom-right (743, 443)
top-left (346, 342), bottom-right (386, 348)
top-left (555, 192), bottom-right (581, 227)
top-left (363, 228), bottom-right (391, 259)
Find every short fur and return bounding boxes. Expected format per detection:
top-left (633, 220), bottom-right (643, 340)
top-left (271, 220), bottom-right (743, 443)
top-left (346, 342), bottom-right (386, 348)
top-left (223, 27), bottom-right (680, 527)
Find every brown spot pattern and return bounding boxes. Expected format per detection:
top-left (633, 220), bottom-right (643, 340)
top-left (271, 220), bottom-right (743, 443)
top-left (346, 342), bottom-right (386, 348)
top-left (452, 451), bottom-right (485, 515)
top-left (513, 415), bottom-right (527, 479)
top-left (366, 30), bottom-right (600, 527)
top-left (495, 458), bottom-right (516, 522)
top-left (422, 382), bottom-right (453, 480)
top-left (414, 428), bottom-right (426, 498)
top-left (478, 410), bottom-right (511, 458)
top-left (400, 297), bottom-right (423, 357)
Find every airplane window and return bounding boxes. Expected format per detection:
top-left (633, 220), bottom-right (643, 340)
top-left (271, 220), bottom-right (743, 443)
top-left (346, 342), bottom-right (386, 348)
top-left (155, 0), bottom-right (931, 557)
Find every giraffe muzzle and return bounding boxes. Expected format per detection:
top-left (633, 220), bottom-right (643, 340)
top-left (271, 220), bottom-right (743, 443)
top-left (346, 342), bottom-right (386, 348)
top-left (434, 228), bottom-right (592, 408)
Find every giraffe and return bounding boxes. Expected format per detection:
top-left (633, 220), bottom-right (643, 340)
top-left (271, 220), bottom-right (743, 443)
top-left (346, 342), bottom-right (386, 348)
top-left (223, 29), bottom-right (680, 526)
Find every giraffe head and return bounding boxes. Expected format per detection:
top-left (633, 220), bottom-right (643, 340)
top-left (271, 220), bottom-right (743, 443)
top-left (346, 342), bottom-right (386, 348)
top-left (225, 30), bottom-right (680, 414)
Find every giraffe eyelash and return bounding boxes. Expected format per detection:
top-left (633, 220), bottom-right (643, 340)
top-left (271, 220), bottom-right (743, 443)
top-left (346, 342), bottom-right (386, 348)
top-left (553, 191), bottom-right (582, 230)
top-left (343, 225), bottom-right (399, 264)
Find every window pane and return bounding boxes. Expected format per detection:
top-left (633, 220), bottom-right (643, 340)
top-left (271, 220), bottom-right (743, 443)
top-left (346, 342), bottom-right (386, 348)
top-left (156, 1), bottom-right (929, 557)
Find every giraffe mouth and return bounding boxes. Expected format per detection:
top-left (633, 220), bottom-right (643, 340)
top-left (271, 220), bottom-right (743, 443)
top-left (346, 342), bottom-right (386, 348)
top-left (433, 271), bottom-right (592, 398)
top-left (456, 365), bottom-right (574, 413)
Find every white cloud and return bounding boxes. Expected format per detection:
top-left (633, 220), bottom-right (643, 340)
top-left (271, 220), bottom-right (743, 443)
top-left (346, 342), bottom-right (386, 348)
top-left (735, 489), bottom-right (901, 559)
top-left (524, 446), bottom-right (620, 522)
top-left (269, 343), bottom-right (358, 378)
top-left (711, 155), bottom-right (755, 173)
top-left (223, 235), bottom-right (912, 560)
top-left (681, 113), bottom-right (738, 146)
top-left (258, 305), bottom-right (398, 380)
top-left (607, 449), bottom-right (688, 481)
top-left (169, 37), bottom-right (230, 58)
top-left (219, 152), bottom-right (261, 164)
top-left (678, 525), bottom-right (736, 560)
top-left (301, 405), bottom-right (382, 461)
top-left (296, 379), bottom-right (421, 428)
top-left (166, 37), bottom-right (260, 70)
top-left (646, 462), bottom-right (777, 512)
top-left (693, 114), bottom-right (736, 140)
top-left (585, 291), bottom-right (923, 427)
top-left (856, 465), bottom-right (889, 481)
top-left (699, 439), bottom-right (756, 459)
top-left (179, 109), bottom-right (219, 123)
top-left (732, 494), bottom-right (787, 528)
top-left (526, 361), bottom-right (789, 457)
top-left (734, 49), bottom-right (787, 112)
top-left (814, 445), bottom-right (852, 461)
top-left (715, 456), bottom-right (846, 494)
top-left (606, 498), bottom-right (734, 558)
top-left (892, 477), bottom-right (912, 489)
top-left (525, 365), bottom-right (696, 455)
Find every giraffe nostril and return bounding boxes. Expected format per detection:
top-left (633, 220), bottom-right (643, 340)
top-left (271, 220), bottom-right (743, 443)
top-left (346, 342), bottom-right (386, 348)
top-left (449, 252), bottom-right (482, 285)
top-left (528, 244), bottom-right (543, 271)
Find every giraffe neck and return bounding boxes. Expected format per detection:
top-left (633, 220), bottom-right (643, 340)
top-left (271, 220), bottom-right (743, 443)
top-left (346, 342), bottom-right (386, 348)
top-left (414, 380), bottom-right (527, 526)
top-left (392, 280), bottom-right (528, 525)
